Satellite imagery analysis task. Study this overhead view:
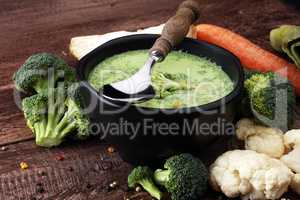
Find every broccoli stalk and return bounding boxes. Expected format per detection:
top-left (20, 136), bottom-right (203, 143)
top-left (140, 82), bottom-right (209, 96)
top-left (128, 166), bottom-right (163, 200)
top-left (153, 154), bottom-right (208, 200)
top-left (35, 88), bottom-right (66, 147)
top-left (153, 169), bottom-right (170, 185)
top-left (22, 84), bottom-right (90, 147)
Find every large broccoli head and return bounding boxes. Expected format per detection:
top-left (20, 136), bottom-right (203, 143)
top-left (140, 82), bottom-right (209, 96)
top-left (244, 71), bottom-right (296, 131)
top-left (154, 153), bottom-right (208, 200)
top-left (21, 83), bottom-right (90, 147)
top-left (13, 53), bottom-right (76, 94)
top-left (128, 166), bottom-right (163, 200)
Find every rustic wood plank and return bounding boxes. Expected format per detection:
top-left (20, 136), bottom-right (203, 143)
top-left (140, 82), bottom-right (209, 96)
top-left (0, 0), bottom-right (182, 86)
top-left (0, 86), bottom-right (33, 146)
top-left (0, 140), bottom-right (133, 200)
top-left (0, 140), bottom-right (298, 200)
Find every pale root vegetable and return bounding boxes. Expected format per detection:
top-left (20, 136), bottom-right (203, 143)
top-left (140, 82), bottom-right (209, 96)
top-left (69, 24), bottom-right (165, 60)
top-left (196, 24), bottom-right (300, 96)
top-left (69, 24), bottom-right (196, 60)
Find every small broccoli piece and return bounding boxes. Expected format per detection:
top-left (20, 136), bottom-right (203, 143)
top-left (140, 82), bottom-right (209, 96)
top-left (244, 71), bottom-right (296, 131)
top-left (128, 166), bottom-right (163, 200)
top-left (13, 53), bottom-right (75, 94)
top-left (164, 73), bottom-right (188, 81)
top-left (154, 153), bottom-right (208, 200)
top-left (152, 72), bottom-right (188, 99)
top-left (22, 83), bottom-right (90, 147)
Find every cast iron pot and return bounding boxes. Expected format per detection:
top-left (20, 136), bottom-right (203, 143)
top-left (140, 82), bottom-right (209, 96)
top-left (77, 34), bottom-right (244, 165)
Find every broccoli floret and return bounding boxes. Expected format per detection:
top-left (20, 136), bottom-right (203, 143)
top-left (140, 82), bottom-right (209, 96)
top-left (244, 71), bottom-right (296, 131)
top-left (152, 72), bottom-right (188, 99)
top-left (22, 93), bottom-right (48, 132)
top-left (154, 153), bottom-right (208, 200)
top-left (128, 166), bottom-right (163, 200)
top-left (22, 83), bottom-right (90, 147)
top-left (13, 53), bottom-right (75, 94)
top-left (64, 83), bottom-right (90, 140)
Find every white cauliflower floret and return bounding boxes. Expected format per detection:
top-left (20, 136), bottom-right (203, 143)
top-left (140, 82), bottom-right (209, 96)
top-left (236, 118), bottom-right (256, 140)
top-left (280, 129), bottom-right (300, 195)
top-left (291, 173), bottom-right (300, 195)
top-left (283, 129), bottom-right (300, 152)
top-left (210, 150), bottom-right (293, 200)
top-left (281, 146), bottom-right (300, 174)
top-left (236, 119), bottom-right (285, 158)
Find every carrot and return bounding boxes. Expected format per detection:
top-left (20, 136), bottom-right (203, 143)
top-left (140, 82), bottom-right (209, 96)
top-left (196, 24), bottom-right (300, 96)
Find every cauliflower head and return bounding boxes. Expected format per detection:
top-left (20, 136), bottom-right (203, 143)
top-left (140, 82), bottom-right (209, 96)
top-left (236, 119), bottom-right (285, 158)
top-left (210, 150), bottom-right (293, 200)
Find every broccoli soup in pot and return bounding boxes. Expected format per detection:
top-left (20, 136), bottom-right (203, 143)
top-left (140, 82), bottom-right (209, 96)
top-left (88, 50), bottom-right (234, 108)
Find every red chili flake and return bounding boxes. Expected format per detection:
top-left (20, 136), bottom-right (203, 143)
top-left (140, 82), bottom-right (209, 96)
top-left (55, 155), bottom-right (65, 161)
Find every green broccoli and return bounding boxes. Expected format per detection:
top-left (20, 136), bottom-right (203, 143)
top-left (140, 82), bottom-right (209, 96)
top-left (21, 83), bottom-right (90, 147)
top-left (163, 73), bottom-right (188, 81)
top-left (152, 72), bottom-right (188, 99)
top-left (128, 166), bottom-right (163, 200)
top-left (13, 53), bottom-right (75, 94)
top-left (154, 153), bottom-right (208, 200)
top-left (244, 71), bottom-right (296, 131)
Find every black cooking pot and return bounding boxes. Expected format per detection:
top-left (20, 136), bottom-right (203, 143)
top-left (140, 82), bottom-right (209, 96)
top-left (77, 34), bottom-right (244, 165)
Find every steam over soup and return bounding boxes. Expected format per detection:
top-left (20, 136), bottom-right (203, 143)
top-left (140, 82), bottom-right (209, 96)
top-left (88, 50), bottom-right (234, 108)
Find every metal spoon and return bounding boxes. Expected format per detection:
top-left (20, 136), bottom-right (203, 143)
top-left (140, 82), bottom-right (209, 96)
top-left (102, 0), bottom-right (200, 103)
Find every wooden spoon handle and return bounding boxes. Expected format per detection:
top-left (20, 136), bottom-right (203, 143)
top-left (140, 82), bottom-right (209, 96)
top-left (150, 0), bottom-right (200, 61)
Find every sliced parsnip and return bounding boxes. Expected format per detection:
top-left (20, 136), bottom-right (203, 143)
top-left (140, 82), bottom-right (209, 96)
top-left (69, 24), bottom-right (196, 60)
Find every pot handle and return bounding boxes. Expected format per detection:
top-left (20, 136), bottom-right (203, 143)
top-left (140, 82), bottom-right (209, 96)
top-left (149, 0), bottom-right (200, 61)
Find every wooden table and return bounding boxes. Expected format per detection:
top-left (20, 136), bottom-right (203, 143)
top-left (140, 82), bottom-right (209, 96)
top-left (0, 0), bottom-right (300, 199)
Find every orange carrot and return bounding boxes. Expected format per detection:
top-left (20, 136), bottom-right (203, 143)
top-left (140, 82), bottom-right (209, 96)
top-left (196, 24), bottom-right (300, 96)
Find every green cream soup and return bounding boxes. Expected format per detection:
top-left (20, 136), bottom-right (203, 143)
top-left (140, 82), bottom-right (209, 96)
top-left (88, 50), bottom-right (234, 108)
